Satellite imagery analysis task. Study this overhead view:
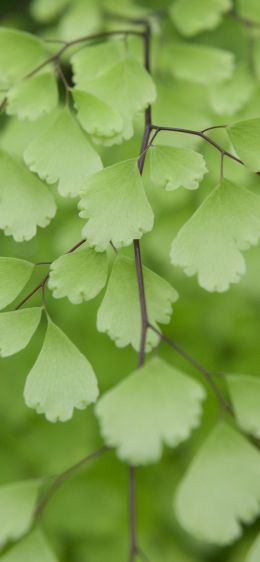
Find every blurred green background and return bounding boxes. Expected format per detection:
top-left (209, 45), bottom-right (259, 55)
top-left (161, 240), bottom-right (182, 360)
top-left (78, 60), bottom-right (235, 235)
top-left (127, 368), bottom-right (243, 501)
top-left (1, 0), bottom-right (260, 561)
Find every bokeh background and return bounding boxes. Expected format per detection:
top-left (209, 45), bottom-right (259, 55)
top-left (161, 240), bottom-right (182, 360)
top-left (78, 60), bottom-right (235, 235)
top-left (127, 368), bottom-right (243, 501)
top-left (1, 1), bottom-right (260, 560)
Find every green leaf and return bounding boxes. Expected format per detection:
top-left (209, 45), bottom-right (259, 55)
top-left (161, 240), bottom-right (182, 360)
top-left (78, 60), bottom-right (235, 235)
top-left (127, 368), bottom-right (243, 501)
top-left (48, 243), bottom-right (108, 304)
top-left (78, 160), bottom-right (154, 251)
top-left (30, 0), bottom-right (69, 22)
top-left (72, 89), bottom-right (123, 139)
top-left (0, 28), bottom-right (48, 87)
top-left (0, 257), bottom-right (34, 310)
top-left (0, 530), bottom-right (58, 562)
top-left (246, 533), bottom-right (260, 562)
top-left (58, 0), bottom-right (101, 41)
top-left (24, 109), bottom-right (103, 198)
top-left (170, 0), bottom-right (231, 36)
top-left (149, 145), bottom-right (207, 191)
top-left (168, 42), bottom-right (234, 84)
top-left (227, 118), bottom-right (260, 172)
top-left (97, 255), bottom-right (178, 351)
top-left (175, 423), bottom-right (260, 545)
top-left (96, 356), bottom-right (205, 465)
top-left (209, 64), bottom-right (255, 115)
top-left (71, 40), bottom-right (126, 88)
top-left (171, 179), bottom-right (260, 292)
top-left (237, 0), bottom-right (260, 23)
top-left (6, 72), bottom-right (58, 121)
top-left (0, 480), bottom-right (39, 547)
top-left (24, 317), bottom-right (99, 422)
top-left (0, 308), bottom-right (42, 357)
top-left (0, 150), bottom-right (56, 241)
top-left (227, 375), bottom-right (260, 438)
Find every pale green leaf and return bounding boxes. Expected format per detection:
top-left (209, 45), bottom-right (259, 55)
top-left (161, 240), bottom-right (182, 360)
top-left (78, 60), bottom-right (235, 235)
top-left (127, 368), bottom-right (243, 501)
top-left (78, 160), bottom-right (154, 251)
top-left (209, 64), bottom-right (256, 115)
top-left (0, 530), bottom-right (58, 562)
top-left (6, 72), bottom-right (58, 121)
top-left (71, 40), bottom-right (126, 87)
top-left (0, 257), bottom-right (34, 310)
top-left (0, 28), bottom-right (48, 87)
top-left (58, 0), bottom-right (101, 41)
top-left (228, 118), bottom-right (260, 172)
top-left (97, 255), bottom-right (178, 351)
top-left (175, 423), bottom-right (260, 545)
top-left (30, 0), bottom-right (69, 22)
top-left (0, 308), bottom-right (42, 357)
top-left (48, 243), bottom-right (108, 304)
top-left (168, 42), bottom-right (234, 84)
top-left (0, 480), bottom-right (39, 547)
top-left (24, 318), bottom-right (99, 422)
top-left (237, 0), bottom-right (260, 23)
top-left (24, 109), bottom-right (103, 197)
top-left (0, 150), bottom-right (56, 241)
top-left (72, 89), bottom-right (123, 139)
top-left (96, 356), bottom-right (205, 465)
top-left (170, 0), bottom-right (231, 36)
top-left (171, 179), bottom-right (260, 292)
top-left (246, 533), bottom-right (260, 562)
top-left (227, 375), bottom-right (260, 438)
top-left (149, 145), bottom-right (207, 191)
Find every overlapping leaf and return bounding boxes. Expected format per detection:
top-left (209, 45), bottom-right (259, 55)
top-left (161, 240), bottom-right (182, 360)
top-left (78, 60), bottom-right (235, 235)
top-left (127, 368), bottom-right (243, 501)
top-left (170, 0), bottom-right (231, 36)
top-left (0, 530), bottom-right (58, 562)
top-left (227, 375), bottom-right (260, 438)
top-left (0, 28), bottom-right (48, 87)
top-left (0, 480), bottom-right (40, 547)
top-left (97, 255), bottom-right (178, 350)
top-left (175, 423), bottom-right (260, 544)
top-left (0, 150), bottom-right (56, 241)
top-left (78, 160), bottom-right (154, 251)
top-left (24, 318), bottom-right (99, 422)
top-left (72, 90), bottom-right (123, 139)
top-left (0, 308), bottom-right (42, 357)
top-left (24, 109), bottom-right (103, 198)
top-left (7, 72), bottom-right (58, 121)
top-left (228, 118), bottom-right (260, 172)
top-left (168, 42), bottom-right (234, 84)
top-left (48, 243), bottom-right (108, 304)
top-left (0, 257), bottom-right (34, 310)
top-left (209, 64), bottom-right (255, 115)
top-left (96, 356), bottom-right (205, 464)
top-left (149, 145), bottom-right (207, 190)
top-left (171, 179), bottom-right (260, 292)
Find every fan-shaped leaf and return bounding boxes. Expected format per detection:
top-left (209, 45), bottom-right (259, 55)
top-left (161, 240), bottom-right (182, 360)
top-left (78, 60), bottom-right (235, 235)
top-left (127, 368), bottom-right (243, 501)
top-left (0, 257), bottom-right (34, 310)
top-left (0, 480), bottom-right (39, 547)
top-left (58, 0), bottom-right (101, 41)
top-left (175, 423), bottom-right (260, 545)
top-left (71, 40), bottom-right (126, 88)
top-left (209, 64), bottom-right (255, 115)
top-left (0, 308), bottom-right (42, 357)
top-left (24, 318), bottom-right (99, 422)
top-left (7, 72), bottom-right (58, 121)
top-left (170, 0), bottom-right (231, 36)
top-left (24, 109), bottom-right (103, 198)
top-left (48, 243), bottom-right (108, 304)
top-left (0, 150), bottom-right (56, 241)
top-left (168, 42), bottom-right (234, 84)
top-left (228, 118), bottom-right (260, 172)
top-left (0, 28), bottom-right (48, 87)
top-left (97, 255), bottom-right (178, 351)
top-left (149, 145), bottom-right (207, 190)
top-left (227, 375), bottom-right (260, 438)
top-left (0, 530), bottom-right (58, 562)
top-left (96, 356), bottom-right (205, 465)
top-left (78, 160), bottom-right (154, 251)
top-left (171, 179), bottom-right (260, 292)
top-left (72, 90), bottom-right (123, 139)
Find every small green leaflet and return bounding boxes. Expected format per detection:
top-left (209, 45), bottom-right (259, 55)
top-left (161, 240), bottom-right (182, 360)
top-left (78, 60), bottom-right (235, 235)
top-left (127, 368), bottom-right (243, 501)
top-left (171, 179), bottom-right (260, 292)
top-left (58, 0), bottom-right (101, 41)
top-left (78, 160), bottom-right (154, 251)
top-left (96, 356), bottom-right (205, 465)
top-left (209, 64), bottom-right (255, 115)
top-left (48, 243), bottom-right (108, 304)
top-left (246, 533), bottom-right (260, 562)
top-left (149, 145), bottom-right (207, 190)
top-left (0, 308), bottom-right (42, 357)
top-left (24, 109), bottom-right (103, 198)
top-left (168, 42), bottom-right (234, 84)
top-left (228, 118), bottom-right (260, 172)
top-left (227, 375), bottom-right (260, 439)
top-left (30, 0), bottom-right (69, 22)
top-left (71, 40), bottom-right (126, 88)
top-left (24, 317), bottom-right (99, 422)
top-left (0, 480), bottom-right (39, 547)
top-left (72, 90), bottom-right (123, 139)
top-left (175, 423), bottom-right (260, 545)
top-left (0, 150), bottom-right (56, 242)
top-left (170, 0), bottom-right (231, 36)
top-left (0, 257), bottom-right (34, 310)
top-left (97, 255), bottom-right (178, 351)
top-left (237, 0), bottom-right (260, 22)
top-left (0, 28), bottom-right (48, 87)
top-left (0, 530), bottom-right (58, 562)
top-left (7, 72), bottom-right (58, 121)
